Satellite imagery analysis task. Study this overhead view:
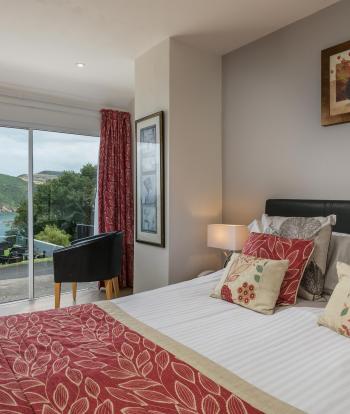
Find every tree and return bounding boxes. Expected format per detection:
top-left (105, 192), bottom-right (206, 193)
top-left (10, 164), bottom-right (97, 239)
top-left (35, 225), bottom-right (71, 247)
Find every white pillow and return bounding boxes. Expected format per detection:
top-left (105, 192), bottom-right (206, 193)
top-left (248, 219), bottom-right (263, 233)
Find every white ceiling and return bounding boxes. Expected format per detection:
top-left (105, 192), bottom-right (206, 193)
top-left (0, 0), bottom-right (339, 109)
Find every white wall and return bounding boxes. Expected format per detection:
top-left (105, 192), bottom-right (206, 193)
top-left (134, 39), bottom-right (171, 293)
top-left (0, 85), bottom-right (104, 136)
top-left (134, 38), bottom-right (222, 292)
top-left (222, 0), bottom-right (350, 225)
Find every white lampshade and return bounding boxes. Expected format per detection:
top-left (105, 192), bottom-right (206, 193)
top-left (207, 224), bottom-right (249, 252)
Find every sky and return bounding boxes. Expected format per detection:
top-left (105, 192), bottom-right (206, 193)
top-left (0, 127), bottom-right (100, 176)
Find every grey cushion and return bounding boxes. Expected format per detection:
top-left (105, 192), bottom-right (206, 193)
top-left (261, 214), bottom-right (335, 300)
top-left (324, 232), bottom-right (350, 295)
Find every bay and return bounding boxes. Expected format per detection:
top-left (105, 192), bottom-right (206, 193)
top-left (0, 212), bottom-right (15, 238)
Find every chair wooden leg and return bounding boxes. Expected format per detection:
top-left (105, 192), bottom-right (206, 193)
top-left (72, 282), bottom-right (77, 302)
top-left (112, 276), bottom-right (119, 298)
top-left (54, 283), bottom-right (61, 309)
top-left (104, 279), bottom-right (114, 300)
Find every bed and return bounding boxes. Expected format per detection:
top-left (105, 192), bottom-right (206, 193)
top-left (0, 199), bottom-right (349, 414)
top-left (115, 271), bottom-right (345, 414)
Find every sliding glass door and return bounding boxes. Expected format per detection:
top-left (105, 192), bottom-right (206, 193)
top-left (0, 127), bottom-right (29, 303)
top-left (0, 127), bottom-right (99, 303)
top-left (33, 131), bottom-right (99, 297)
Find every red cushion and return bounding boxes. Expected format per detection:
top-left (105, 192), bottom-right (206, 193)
top-left (242, 232), bottom-right (314, 305)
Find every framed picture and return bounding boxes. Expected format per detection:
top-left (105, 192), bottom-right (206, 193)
top-left (135, 111), bottom-right (165, 247)
top-left (322, 40), bottom-right (350, 126)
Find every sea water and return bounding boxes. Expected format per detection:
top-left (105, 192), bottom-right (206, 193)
top-left (0, 212), bottom-right (15, 239)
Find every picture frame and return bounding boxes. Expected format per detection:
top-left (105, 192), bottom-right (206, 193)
top-left (135, 111), bottom-right (165, 247)
top-left (321, 40), bottom-right (350, 126)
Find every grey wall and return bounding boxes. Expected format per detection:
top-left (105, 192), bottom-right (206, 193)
top-left (169, 39), bottom-right (222, 284)
top-left (222, 0), bottom-right (350, 225)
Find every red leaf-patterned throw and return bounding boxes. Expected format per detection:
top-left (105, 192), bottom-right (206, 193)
top-left (0, 304), bottom-right (263, 414)
top-left (242, 232), bottom-right (314, 305)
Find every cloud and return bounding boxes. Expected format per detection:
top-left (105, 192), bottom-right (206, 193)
top-left (0, 128), bottom-right (99, 177)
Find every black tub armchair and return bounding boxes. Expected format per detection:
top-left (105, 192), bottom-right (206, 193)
top-left (53, 231), bottom-right (123, 308)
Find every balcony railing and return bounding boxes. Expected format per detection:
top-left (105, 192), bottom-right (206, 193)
top-left (0, 223), bottom-right (95, 266)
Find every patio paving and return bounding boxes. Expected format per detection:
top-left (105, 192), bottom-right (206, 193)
top-left (0, 259), bottom-right (54, 280)
top-left (0, 273), bottom-right (97, 304)
top-left (0, 259), bottom-right (132, 304)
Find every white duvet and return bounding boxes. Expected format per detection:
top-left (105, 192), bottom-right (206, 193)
top-left (113, 271), bottom-right (348, 414)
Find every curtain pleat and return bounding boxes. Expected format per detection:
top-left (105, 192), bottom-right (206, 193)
top-left (98, 109), bottom-right (134, 287)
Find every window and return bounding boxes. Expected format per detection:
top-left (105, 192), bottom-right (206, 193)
top-left (0, 127), bottom-right (99, 303)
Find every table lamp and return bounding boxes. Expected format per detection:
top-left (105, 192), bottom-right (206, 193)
top-left (207, 224), bottom-right (249, 266)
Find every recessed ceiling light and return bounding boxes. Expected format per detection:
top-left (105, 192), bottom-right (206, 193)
top-left (76, 62), bottom-right (85, 68)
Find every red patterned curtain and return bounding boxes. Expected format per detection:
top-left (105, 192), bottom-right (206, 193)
top-left (98, 109), bottom-right (134, 288)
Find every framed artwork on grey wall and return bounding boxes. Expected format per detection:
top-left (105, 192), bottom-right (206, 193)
top-left (135, 111), bottom-right (165, 247)
top-left (322, 40), bottom-right (350, 126)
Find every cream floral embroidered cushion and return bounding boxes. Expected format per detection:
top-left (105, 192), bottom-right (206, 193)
top-left (211, 253), bottom-right (289, 315)
top-left (211, 252), bottom-right (240, 298)
top-left (318, 262), bottom-right (350, 337)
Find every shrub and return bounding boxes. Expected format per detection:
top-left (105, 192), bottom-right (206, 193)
top-left (35, 225), bottom-right (70, 247)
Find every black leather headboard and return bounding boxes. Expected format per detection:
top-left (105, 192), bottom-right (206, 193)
top-left (265, 199), bottom-right (350, 234)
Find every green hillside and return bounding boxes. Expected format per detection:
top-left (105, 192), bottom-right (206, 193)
top-left (18, 170), bottom-right (62, 185)
top-left (37, 170), bottom-right (63, 176)
top-left (0, 174), bottom-right (27, 211)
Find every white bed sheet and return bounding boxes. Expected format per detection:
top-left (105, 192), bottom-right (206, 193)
top-left (113, 271), bottom-right (348, 414)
